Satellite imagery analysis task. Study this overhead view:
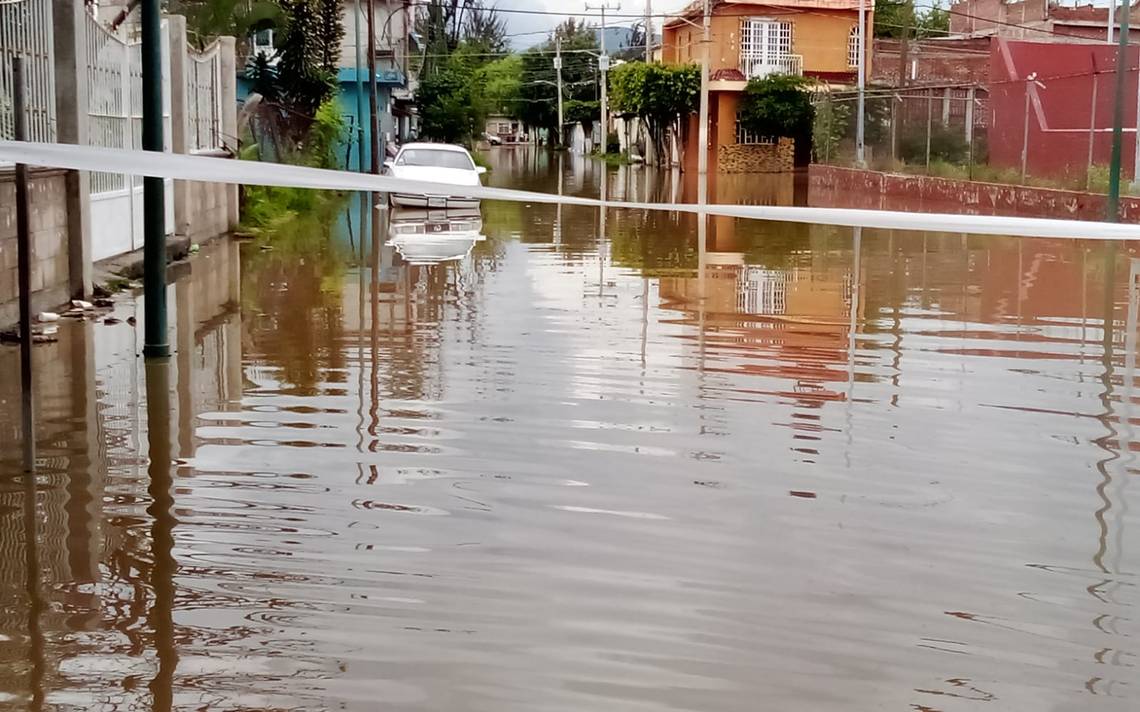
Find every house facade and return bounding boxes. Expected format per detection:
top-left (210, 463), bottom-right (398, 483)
top-left (948, 0), bottom-right (1140, 42)
top-left (662, 0), bottom-right (870, 172)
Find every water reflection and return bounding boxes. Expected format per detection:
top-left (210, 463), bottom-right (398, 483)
top-left (0, 154), bottom-right (1136, 710)
top-left (388, 207), bottom-right (486, 265)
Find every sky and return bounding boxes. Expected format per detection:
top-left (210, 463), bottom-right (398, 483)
top-left (495, 0), bottom-right (691, 49)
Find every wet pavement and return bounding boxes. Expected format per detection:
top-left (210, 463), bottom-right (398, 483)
top-left (0, 150), bottom-right (1137, 710)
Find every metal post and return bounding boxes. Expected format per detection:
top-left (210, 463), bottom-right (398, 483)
top-left (13, 57), bottom-right (35, 472)
top-left (926, 88), bottom-right (933, 171)
top-left (142, 0), bottom-right (168, 358)
top-left (584, 2), bottom-right (620, 148)
top-left (1021, 80), bottom-right (1031, 182)
top-left (355, 0), bottom-right (367, 171)
top-left (697, 0), bottom-right (711, 176)
top-left (856, 0), bottom-right (866, 166)
top-left (826, 92), bottom-right (833, 163)
top-left (645, 0), bottom-right (652, 63)
top-left (1089, 68), bottom-right (1100, 191)
top-left (368, 0), bottom-right (381, 174)
top-left (1108, 1), bottom-right (1131, 220)
top-left (556, 37), bottom-right (564, 147)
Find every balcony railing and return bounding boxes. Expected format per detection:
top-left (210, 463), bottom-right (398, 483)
top-left (740, 53), bottom-right (803, 80)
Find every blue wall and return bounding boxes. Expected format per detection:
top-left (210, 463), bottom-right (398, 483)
top-left (237, 68), bottom-right (405, 171)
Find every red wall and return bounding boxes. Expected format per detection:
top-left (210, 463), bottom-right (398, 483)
top-left (809, 164), bottom-right (1140, 223)
top-left (989, 40), bottom-right (1140, 180)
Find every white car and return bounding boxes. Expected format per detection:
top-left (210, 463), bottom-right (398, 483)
top-left (383, 143), bottom-right (485, 209)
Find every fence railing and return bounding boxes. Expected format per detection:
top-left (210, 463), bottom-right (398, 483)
top-left (0, 0), bottom-right (56, 146)
top-left (741, 53), bottom-right (803, 80)
top-left (188, 41), bottom-right (223, 152)
top-left (84, 13), bottom-right (131, 194)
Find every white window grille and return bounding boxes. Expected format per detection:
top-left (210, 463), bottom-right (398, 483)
top-left (740, 18), bottom-right (794, 79)
top-left (848, 25), bottom-right (859, 68)
top-left (735, 114), bottom-right (776, 145)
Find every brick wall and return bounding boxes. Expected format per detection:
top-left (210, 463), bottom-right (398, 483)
top-left (809, 164), bottom-right (1140, 222)
top-left (718, 138), bottom-right (795, 173)
top-left (0, 170), bottom-right (72, 326)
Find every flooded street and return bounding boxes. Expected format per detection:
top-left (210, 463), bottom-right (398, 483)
top-left (1, 150), bottom-right (1137, 710)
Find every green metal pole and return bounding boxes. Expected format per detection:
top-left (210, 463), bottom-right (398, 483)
top-left (1108, 2), bottom-right (1131, 221)
top-left (142, 0), bottom-right (168, 357)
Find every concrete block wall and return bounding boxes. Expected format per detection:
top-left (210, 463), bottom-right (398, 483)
top-left (0, 170), bottom-right (72, 326)
top-left (717, 138), bottom-right (795, 173)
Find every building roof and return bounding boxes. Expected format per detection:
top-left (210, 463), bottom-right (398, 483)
top-left (665, 0), bottom-right (862, 27)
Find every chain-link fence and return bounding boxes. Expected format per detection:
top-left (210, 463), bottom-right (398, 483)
top-left (814, 85), bottom-right (991, 180)
top-left (816, 76), bottom-right (1140, 195)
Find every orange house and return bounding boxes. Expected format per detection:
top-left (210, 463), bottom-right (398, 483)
top-left (662, 0), bottom-right (872, 171)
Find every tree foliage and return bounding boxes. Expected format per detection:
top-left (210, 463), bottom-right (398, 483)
top-left (609, 62), bottom-right (699, 164)
top-left (172, 0), bottom-right (281, 52)
top-left (517, 19), bottom-right (599, 144)
top-left (739, 74), bottom-right (815, 165)
top-left (477, 54), bottom-right (523, 116)
top-left (875, 0), bottom-right (949, 39)
top-left (419, 58), bottom-right (483, 143)
top-left (274, 0), bottom-right (337, 119)
top-left (564, 99), bottom-right (600, 128)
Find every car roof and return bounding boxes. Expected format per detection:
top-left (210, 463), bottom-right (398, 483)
top-left (398, 142), bottom-right (469, 153)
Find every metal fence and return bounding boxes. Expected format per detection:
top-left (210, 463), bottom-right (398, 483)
top-left (188, 41), bottom-right (223, 152)
top-left (85, 13), bottom-right (131, 194)
top-left (0, 0), bottom-right (56, 145)
top-left (814, 85), bottom-right (990, 181)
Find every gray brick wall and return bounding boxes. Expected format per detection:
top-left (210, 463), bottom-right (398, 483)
top-left (0, 170), bottom-right (71, 324)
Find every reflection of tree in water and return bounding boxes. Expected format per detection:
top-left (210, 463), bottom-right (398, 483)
top-left (242, 229), bottom-right (349, 395)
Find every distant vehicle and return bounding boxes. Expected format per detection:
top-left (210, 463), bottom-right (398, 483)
top-left (383, 143), bottom-right (485, 209)
top-left (387, 207), bottom-right (485, 265)
top-left (484, 132), bottom-right (503, 145)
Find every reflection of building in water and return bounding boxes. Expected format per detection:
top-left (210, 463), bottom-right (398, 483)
top-left (0, 238), bottom-right (243, 703)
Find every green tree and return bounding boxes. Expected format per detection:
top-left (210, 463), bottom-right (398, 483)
top-left (273, 0), bottom-right (341, 141)
top-left (477, 54), bottom-right (523, 117)
top-left (738, 74), bottom-right (815, 166)
top-left (609, 62), bottom-right (699, 166)
top-left (418, 56), bottom-right (482, 143)
top-left (518, 18), bottom-right (599, 144)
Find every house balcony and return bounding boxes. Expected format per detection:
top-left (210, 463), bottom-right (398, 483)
top-left (740, 53), bottom-right (803, 79)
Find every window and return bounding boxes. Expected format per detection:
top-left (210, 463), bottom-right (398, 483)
top-left (848, 25), bottom-right (859, 68)
top-left (735, 114), bottom-right (776, 145)
top-left (396, 149), bottom-right (475, 170)
top-left (740, 19), bottom-right (793, 78)
top-left (497, 123), bottom-right (511, 134)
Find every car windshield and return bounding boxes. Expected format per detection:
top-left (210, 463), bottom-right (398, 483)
top-left (397, 149), bottom-right (474, 170)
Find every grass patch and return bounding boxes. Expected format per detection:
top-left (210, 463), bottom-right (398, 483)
top-left (595, 151), bottom-right (631, 166)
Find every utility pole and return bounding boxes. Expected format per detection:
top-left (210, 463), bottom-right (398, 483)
top-left (1108, 1), bottom-right (1131, 220)
top-left (354, 0), bottom-right (366, 171)
top-left (645, 0), bottom-right (652, 63)
top-left (367, 0), bottom-right (381, 174)
top-left (587, 2), bottom-right (620, 147)
top-left (141, 0), bottom-right (168, 358)
top-left (556, 37), bottom-right (565, 147)
top-left (1109, 0), bottom-right (1117, 44)
top-left (697, 0), bottom-right (711, 177)
top-left (855, 0), bottom-right (866, 166)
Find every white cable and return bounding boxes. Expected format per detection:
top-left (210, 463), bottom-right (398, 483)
top-left (2, 140), bottom-right (1138, 241)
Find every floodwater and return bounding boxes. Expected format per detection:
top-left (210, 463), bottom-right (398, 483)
top-left (0, 150), bottom-right (1137, 710)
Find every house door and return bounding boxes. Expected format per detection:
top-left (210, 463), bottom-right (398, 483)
top-left (740, 19), bottom-right (792, 79)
